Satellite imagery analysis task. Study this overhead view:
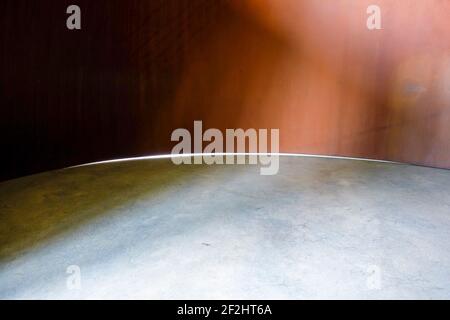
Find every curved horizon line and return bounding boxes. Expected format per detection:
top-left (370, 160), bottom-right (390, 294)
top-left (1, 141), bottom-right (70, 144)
top-left (69, 153), bottom-right (400, 169)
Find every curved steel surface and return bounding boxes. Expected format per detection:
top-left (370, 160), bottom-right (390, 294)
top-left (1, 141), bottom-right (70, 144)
top-left (1, 0), bottom-right (449, 180)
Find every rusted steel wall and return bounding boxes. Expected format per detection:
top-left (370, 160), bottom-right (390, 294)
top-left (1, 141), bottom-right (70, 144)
top-left (0, 0), bottom-right (223, 180)
top-left (1, 0), bottom-right (449, 180)
top-left (164, 0), bottom-right (450, 168)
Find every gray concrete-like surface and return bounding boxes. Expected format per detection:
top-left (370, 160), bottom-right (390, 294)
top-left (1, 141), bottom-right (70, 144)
top-left (0, 156), bottom-right (450, 299)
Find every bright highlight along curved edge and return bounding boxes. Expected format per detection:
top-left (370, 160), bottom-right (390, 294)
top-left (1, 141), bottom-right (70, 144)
top-left (69, 153), bottom-right (400, 169)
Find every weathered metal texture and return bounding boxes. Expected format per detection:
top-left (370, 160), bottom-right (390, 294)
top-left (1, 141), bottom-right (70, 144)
top-left (167, 0), bottom-right (450, 167)
top-left (1, 0), bottom-right (449, 180)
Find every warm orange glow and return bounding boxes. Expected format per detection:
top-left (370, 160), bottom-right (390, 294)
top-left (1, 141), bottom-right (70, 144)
top-left (150, 0), bottom-right (450, 168)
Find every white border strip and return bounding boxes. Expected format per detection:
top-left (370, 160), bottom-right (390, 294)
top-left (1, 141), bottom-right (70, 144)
top-left (70, 153), bottom-right (399, 169)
